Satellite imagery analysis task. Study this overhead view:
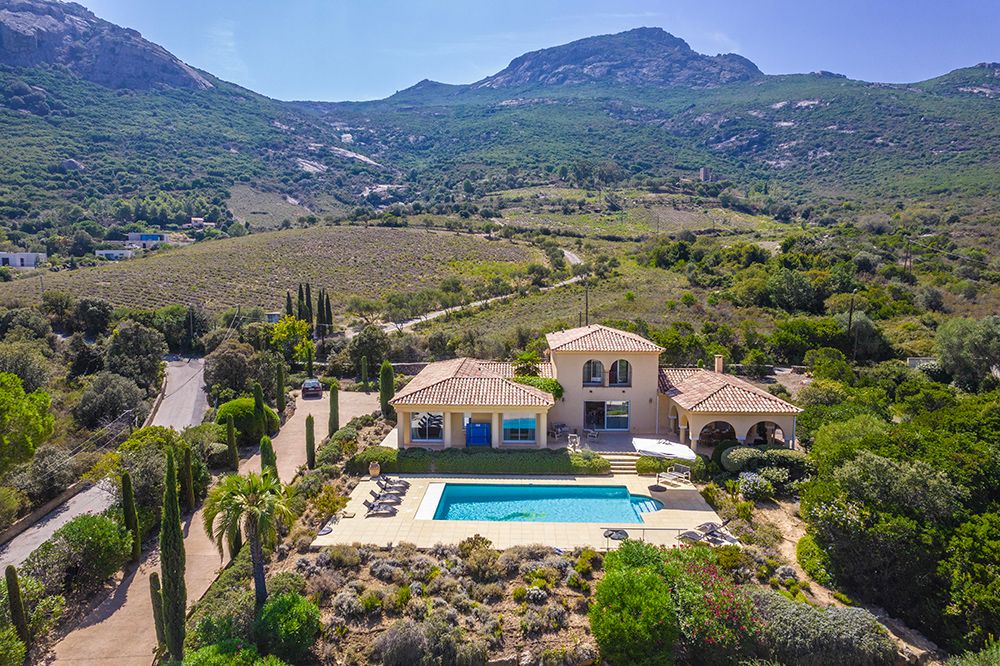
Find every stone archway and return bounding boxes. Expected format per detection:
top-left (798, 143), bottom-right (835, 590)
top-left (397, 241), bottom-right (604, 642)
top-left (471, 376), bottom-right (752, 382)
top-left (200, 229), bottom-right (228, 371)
top-left (745, 421), bottom-right (786, 446)
top-left (697, 420), bottom-right (737, 448)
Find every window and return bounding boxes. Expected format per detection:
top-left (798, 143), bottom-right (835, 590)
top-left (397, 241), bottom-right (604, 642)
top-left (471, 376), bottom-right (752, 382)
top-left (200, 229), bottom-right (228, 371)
top-left (605, 401), bottom-right (629, 430)
top-left (503, 413), bottom-right (536, 442)
top-left (582, 359), bottom-right (604, 385)
top-left (410, 412), bottom-right (444, 441)
top-left (609, 359), bottom-right (631, 386)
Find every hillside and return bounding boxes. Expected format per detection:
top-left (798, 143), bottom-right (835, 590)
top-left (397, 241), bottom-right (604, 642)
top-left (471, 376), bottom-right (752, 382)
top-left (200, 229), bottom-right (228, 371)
top-left (0, 226), bottom-right (543, 316)
top-left (0, 0), bottom-right (998, 241)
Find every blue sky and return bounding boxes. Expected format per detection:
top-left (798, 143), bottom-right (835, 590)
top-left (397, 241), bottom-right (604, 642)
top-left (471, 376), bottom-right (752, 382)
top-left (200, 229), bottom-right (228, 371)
top-left (78, 0), bottom-right (1000, 101)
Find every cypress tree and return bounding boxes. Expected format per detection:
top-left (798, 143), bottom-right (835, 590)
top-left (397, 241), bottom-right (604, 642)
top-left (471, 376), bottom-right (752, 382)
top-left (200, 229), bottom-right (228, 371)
top-left (328, 381), bottom-right (339, 436)
top-left (305, 283), bottom-right (314, 324)
top-left (159, 450), bottom-right (186, 661)
top-left (379, 360), bottom-right (395, 419)
top-left (316, 288), bottom-right (326, 336)
top-left (226, 414), bottom-right (239, 471)
top-left (305, 414), bottom-right (316, 470)
top-left (149, 572), bottom-right (165, 649)
top-left (252, 382), bottom-right (266, 441)
top-left (276, 362), bottom-right (286, 415)
top-left (182, 447), bottom-right (196, 512)
top-left (306, 347), bottom-right (314, 378)
top-left (296, 283), bottom-right (305, 319)
top-left (285, 291), bottom-right (293, 316)
top-left (361, 355), bottom-right (369, 390)
top-left (260, 435), bottom-right (277, 477)
top-left (122, 470), bottom-right (141, 562)
top-left (5, 565), bottom-right (28, 645)
top-left (324, 294), bottom-right (333, 333)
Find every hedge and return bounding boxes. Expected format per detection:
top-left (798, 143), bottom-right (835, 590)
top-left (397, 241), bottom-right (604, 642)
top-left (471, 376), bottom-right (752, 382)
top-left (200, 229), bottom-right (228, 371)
top-left (796, 534), bottom-right (834, 587)
top-left (635, 455), bottom-right (708, 480)
top-left (215, 398), bottom-right (279, 447)
top-left (346, 446), bottom-right (611, 475)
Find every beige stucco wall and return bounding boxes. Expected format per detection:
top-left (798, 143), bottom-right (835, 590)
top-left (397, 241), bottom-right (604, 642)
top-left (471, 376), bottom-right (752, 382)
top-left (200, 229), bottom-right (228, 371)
top-left (656, 395), bottom-right (796, 446)
top-left (548, 350), bottom-right (661, 433)
top-left (396, 406), bottom-right (550, 449)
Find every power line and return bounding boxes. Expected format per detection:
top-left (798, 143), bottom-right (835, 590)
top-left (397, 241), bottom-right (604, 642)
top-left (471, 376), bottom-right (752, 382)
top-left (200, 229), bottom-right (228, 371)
top-left (902, 233), bottom-right (994, 268)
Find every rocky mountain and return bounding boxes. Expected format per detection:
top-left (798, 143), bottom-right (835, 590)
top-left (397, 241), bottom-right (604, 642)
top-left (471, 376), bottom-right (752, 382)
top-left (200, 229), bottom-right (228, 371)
top-left (474, 27), bottom-right (762, 89)
top-left (0, 0), bottom-right (211, 90)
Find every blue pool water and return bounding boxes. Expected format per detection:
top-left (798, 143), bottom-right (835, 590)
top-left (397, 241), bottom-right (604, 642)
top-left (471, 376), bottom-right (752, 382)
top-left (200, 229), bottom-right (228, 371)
top-left (432, 483), bottom-right (663, 523)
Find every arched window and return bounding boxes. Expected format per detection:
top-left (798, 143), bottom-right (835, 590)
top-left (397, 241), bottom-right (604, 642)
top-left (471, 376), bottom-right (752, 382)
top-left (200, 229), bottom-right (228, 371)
top-left (609, 359), bottom-right (631, 386)
top-left (582, 359), bottom-right (604, 386)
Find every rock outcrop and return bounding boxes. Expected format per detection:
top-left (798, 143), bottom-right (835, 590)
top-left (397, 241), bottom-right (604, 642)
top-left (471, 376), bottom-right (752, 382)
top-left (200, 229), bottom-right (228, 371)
top-left (0, 0), bottom-right (212, 90)
top-left (475, 27), bottom-right (762, 90)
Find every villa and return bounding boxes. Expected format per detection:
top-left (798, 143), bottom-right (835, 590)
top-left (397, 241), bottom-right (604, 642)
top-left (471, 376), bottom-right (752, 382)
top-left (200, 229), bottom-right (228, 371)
top-left (390, 324), bottom-right (800, 453)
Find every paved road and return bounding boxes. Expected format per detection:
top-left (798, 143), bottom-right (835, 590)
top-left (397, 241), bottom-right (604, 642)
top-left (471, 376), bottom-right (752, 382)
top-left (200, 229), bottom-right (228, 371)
top-left (0, 359), bottom-right (207, 570)
top-left (348, 248), bottom-right (585, 339)
top-left (49, 390), bottom-right (377, 665)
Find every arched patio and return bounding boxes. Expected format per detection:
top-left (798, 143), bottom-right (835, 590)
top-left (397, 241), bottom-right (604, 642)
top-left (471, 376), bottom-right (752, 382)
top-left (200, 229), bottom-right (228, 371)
top-left (745, 421), bottom-right (786, 446)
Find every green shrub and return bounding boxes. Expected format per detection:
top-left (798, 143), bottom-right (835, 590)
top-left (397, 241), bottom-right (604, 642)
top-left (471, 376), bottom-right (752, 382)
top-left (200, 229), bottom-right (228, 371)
top-left (721, 446), bottom-right (766, 473)
top-left (215, 398), bottom-right (279, 447)
top-left (762, 449), bottom-right (814, 479)
top-left (590, 568), bottom-right (679, 665)
top-left (266, 572), bottom-right (305, 598)
top-left (0, 572), bottom-right (64, 640)
top-left (752, 590), bottom-right (895, 666)
top-left (323, 544), bottom-right (361, 569)
top-left (0, 626), bottom-right (25, 666)
top-left (604, 540), bottom-right (665, 574)
top-left (635, 455), bottom-right (707, 480)
top-left (23, 514), bottom-right (131, 597)
top-left (512, 586), bottom-right (527, 603)
top-left (360, 589), bottom-right (384, 614)
top-left (186, 547), bottom-right (255, 652)
top-left (949, 641), bottom-right (1000, 666)
top-left (793, 525), bottom-right (837, 591)
top-left (711, 440), bottom-right (741, 467)
top-left (185, 638), bottom-right (288, 665)
top-left (346, 447), bottom-right (612, 476)
top-left (253, 592), bottom-right (320, 663)
top-left (512, 376), bottom-right (564, 399)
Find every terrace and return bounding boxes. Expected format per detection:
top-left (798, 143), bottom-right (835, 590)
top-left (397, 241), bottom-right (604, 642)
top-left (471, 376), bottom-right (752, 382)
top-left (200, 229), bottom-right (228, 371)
top-left (312, 474), bottom-right (720, 551)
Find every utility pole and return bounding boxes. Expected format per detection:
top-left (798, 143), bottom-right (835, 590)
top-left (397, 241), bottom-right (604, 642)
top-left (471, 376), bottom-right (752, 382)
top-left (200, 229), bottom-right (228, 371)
top-left (847, 289), bottom-right (858, 363)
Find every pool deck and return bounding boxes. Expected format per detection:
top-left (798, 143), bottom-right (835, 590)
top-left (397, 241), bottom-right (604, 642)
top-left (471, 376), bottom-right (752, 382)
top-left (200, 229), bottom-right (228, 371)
top-left (311, 474), bottom-right (720, 550)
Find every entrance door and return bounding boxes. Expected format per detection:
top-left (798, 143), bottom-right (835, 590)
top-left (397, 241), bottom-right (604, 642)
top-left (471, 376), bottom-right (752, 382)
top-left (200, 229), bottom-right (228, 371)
top-left (584, 401), bottom-right (605, 430)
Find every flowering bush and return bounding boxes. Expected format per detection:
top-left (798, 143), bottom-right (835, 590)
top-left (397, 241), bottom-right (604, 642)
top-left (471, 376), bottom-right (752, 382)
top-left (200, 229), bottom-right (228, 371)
top-left (663, 546), bottom-right (761, 664)
top-left (738, 472), bottom-right (775, 501)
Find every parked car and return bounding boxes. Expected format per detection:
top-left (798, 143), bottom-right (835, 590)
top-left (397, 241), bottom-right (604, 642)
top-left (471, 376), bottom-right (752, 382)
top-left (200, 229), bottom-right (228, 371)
top-left (301, 378), bottom-right (323, 398)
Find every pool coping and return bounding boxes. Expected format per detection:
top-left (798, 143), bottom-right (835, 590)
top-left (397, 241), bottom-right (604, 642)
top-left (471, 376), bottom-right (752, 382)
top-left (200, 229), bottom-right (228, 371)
top-left (313, 474), bottom-right (722, 551)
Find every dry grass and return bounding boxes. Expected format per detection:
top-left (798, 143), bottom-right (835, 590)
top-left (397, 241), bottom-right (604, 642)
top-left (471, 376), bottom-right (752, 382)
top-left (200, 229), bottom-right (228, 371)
top-left (228, 184), bottom-right (314, 229)
top-left (0, 226), bottom-right (541, 316)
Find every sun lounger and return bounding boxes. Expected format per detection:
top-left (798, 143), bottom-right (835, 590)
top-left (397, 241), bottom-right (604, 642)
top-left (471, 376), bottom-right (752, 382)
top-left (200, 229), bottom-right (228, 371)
top-left (376, 476), bottom-right (409, 489)
top-left (362, 499), bottom-right (397, 516)
top-left (370, 489), bottom-right (403, 504)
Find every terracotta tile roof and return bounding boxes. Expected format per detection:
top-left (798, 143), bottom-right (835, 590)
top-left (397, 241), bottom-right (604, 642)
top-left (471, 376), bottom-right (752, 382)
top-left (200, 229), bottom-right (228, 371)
top-left (390, 358), bottom-right (555, 408)
top-left (478, 361), bottom-right (555, 378)
top-left (546, 324), bottom-right (664, 353)
top-left (659, 368), bottom-right (801, 414)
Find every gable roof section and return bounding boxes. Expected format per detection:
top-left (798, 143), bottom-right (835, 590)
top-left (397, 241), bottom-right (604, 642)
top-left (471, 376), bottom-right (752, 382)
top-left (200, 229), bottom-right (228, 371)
top-left (391, 357), bottom-right (555, 408)
top-left (478, 361), bottom-right (555, 378)
top-left (546, 324), bottom-right (664, 353)
top-left (659, 368), bottom-right (801, 414)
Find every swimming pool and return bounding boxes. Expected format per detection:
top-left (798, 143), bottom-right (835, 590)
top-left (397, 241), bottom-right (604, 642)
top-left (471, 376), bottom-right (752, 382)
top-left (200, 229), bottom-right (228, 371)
top-left (430, 483), bottom-right (663, 523)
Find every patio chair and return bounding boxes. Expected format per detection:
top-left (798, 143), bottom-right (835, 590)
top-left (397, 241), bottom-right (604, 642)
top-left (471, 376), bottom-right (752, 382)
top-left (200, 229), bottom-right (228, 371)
top-left (363, 499), bottom-right (397, 517)
top-left (678, 530), bottom-right (704, 543)
top-left (376, 476), bottom-right (409, 489)
top-left (567, 433), bottom-right (581, 452)
top-left (370, 489), bottom-right (403, 504)
top-left (585, 429), bottom-right (600, 442)
top-left (695, 518), bottom-right (731, 534)
top-left (657, 464), bottom-right (691, 485)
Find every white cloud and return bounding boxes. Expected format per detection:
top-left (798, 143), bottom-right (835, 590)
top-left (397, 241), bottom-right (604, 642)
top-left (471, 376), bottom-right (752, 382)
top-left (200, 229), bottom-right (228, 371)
top-left (206, 20), bottom-right (250, 83)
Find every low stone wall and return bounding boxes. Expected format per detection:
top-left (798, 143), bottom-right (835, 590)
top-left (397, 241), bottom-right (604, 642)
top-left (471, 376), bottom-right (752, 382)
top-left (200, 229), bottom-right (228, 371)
top-left (0, 481), bottom-right (90, 547)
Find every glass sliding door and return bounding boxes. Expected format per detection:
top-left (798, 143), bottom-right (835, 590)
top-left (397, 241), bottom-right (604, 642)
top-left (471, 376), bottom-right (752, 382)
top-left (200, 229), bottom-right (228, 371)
top-left (605, 401), bottom-right (630, 430)
top-left (584, 401), bottom-right (629, 430)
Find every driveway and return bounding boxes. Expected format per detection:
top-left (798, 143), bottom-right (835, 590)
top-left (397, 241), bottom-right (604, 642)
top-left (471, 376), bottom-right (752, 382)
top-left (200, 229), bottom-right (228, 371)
top-left (48, 390), bottom-right (377, 664)
top-left (0, 359), bottom-right (206, 571)
top-left (48, 359), bottom-right (210, 665)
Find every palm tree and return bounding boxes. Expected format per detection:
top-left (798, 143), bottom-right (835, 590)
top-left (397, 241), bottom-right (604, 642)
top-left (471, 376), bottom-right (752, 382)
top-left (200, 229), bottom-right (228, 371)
top-left (203, 472), bottom-right (294, 608)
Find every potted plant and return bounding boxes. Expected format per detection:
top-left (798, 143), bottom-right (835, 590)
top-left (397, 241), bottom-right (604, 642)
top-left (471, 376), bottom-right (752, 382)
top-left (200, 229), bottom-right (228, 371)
top-left (369, 461), bottom-right (381, 478)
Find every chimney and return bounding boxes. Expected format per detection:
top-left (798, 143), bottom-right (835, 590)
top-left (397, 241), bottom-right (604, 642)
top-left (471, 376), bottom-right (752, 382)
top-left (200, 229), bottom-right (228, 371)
top-left (714, 354), bottom-right (724, 374)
